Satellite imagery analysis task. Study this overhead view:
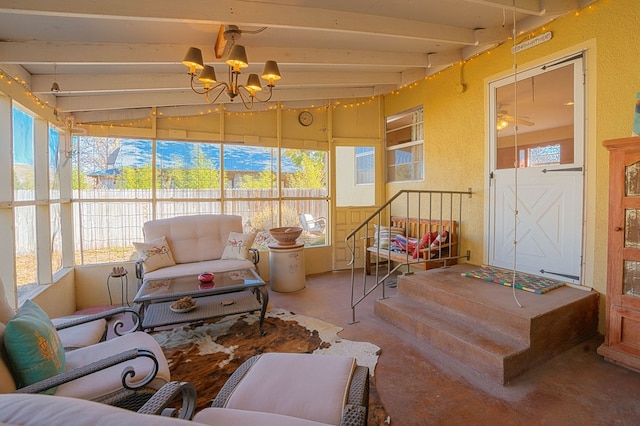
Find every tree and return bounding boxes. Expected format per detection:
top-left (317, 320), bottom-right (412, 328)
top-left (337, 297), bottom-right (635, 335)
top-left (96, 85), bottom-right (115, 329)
top-left (238, 170), bottom-right (276, 189)
top-left (284, 149), bottom-right (326, 189)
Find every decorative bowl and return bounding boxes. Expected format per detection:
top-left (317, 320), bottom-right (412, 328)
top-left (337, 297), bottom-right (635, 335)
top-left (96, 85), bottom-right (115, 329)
top-left (269, 226), bottom-right (303, 246)
top-left (198, 272), bottom-right (214, 283)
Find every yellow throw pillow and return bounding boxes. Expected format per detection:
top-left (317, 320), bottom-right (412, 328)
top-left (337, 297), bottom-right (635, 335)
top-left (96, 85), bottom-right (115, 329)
top-left (134, 236), bottom-right (176, 272)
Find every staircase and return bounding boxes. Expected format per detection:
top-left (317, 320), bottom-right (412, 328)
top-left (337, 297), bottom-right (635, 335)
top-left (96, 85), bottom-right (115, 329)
top-left (374, 264), bottom-right (599, 384)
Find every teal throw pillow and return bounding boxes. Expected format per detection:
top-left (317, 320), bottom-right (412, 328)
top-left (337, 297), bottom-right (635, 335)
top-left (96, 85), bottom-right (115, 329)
top-left (4, 300), bottom-right (66, 394)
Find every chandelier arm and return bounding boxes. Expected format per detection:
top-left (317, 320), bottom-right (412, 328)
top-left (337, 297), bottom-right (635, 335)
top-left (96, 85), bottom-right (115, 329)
top-left (235, 87), bottom-right (256, 109)
top-left (204, 85), bottom-right (229, 104)
top-left (250, 85), bottom-right (275, 103)
top-left (188, 74), bottom-right (212, 95)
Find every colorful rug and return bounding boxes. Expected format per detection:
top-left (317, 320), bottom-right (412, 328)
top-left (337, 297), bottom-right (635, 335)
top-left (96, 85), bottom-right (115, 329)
top-left (462, 266), bottom-right (565, 294)
top-left (151, 308), bottom-right (388, 425)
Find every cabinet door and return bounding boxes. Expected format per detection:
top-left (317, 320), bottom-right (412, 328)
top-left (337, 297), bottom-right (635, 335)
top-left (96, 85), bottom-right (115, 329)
top-left (608, 149), bottom-right (640, 349)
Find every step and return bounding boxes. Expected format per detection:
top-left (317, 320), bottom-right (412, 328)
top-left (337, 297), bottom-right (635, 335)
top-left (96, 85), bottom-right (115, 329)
top-left (397, 270), bottom-right (532, 345)
top-left (374, 264), bottom-right (600, 384)
top-left (375, 294), bottom-right (528, 384)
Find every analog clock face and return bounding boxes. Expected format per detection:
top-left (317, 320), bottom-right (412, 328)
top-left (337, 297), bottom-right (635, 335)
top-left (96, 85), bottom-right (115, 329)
top-left (298, 111), bottom-right (313, 126)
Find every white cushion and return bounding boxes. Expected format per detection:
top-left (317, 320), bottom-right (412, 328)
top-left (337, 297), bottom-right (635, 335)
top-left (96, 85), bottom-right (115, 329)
top-left (57, 331), bottom-right (170, 401)
top-left (194, 407), bottom-right (331, 426)
top-left (221, 353), bottom-right (356, 425)
top-left (143, 215), bottom-right (243, 264)
top-left (0, 393), bottom-right (198, 426)
top-left (142, 259), bottom-right (255, 282)
top-left (52, 316), bottom-right (108, 350)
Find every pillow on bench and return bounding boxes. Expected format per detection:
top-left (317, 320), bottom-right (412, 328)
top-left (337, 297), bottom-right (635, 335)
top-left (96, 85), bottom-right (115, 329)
top-left (373, 225), bottom-right (405, 249)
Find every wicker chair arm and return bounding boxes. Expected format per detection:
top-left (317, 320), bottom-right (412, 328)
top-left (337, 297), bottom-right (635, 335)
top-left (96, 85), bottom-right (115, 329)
top-left (340, 404), bottom-right (367, 426)
top-left (137, 381), bottom-right (197, 419)
top-left (15, 348), bottom-right (159, 395)
top-left (54, 306), bottom-right (141, 336)
top-left (342, 365), bottom-right (369, 426)
top-left (135, 258), bottom-right (144, 280)
top-left (249, 248), bottom-right (260, 266)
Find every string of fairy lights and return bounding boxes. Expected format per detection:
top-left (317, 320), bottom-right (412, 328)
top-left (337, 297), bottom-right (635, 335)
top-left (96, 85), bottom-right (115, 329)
top-left (0, 1), bottom-right (601, 130)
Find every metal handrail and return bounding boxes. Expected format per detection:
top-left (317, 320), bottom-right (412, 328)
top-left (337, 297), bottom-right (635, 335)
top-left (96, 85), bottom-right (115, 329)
top-left (346, 189), bottom-right (472, 323)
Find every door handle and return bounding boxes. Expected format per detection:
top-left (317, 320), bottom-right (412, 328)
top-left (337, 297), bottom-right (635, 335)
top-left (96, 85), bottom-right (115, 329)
top-left (541, 167), bottom-right (583, 173)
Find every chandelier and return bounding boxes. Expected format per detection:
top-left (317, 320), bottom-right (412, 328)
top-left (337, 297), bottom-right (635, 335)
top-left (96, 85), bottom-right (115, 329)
top-left (182, 44), bottom-right (281, 110)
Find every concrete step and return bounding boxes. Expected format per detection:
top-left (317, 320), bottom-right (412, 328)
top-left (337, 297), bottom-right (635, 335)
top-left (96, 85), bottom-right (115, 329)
top-left (374, 264), bottom-right (599, 384)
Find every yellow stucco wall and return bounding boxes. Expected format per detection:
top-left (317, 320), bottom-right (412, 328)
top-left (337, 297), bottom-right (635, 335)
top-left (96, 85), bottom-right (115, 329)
top-left (384, 0), bottom-right (640, 332)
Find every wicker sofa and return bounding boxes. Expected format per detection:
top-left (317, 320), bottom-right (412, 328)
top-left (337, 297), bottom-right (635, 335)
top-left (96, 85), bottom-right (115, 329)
top-left (135, 214), bottom-right (259, 286)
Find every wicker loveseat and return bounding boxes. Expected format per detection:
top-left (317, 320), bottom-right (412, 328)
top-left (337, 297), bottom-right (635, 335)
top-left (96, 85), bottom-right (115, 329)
top-left (135, 214), bottom-right (259, 286)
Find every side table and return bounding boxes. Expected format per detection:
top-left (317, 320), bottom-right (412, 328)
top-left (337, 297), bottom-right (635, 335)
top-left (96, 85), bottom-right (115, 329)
top-left (107, 266), bottom-right (130, 306)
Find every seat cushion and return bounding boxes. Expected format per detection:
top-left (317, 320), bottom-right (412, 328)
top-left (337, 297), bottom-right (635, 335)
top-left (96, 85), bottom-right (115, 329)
top-left (51, 316), bottom-right (108, 350)
top-left (194, 407), bottom-right (331, 426)
top-left (0, 393), bottom-right (198, 426)
top-left (142, 259), bottom-right (254, 282)
top-left (3, 300), bottom-right (66, 394)
top-left (220, 353), bottom-right (356, 425)
top-left (58, 331), bottom-right (170, 401)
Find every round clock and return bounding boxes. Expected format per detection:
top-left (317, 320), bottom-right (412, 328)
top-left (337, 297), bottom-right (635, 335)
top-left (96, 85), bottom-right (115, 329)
top-left (298, 111), bottom-right (313, 126)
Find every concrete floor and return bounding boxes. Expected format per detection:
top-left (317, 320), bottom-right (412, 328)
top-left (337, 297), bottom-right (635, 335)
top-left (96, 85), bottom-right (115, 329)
top-left (268, 269), bottom-right (640, 426)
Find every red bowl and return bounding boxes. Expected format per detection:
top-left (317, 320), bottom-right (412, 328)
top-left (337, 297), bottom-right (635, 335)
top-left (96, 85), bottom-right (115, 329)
top-left (198, 272), bottom-right (214, 283)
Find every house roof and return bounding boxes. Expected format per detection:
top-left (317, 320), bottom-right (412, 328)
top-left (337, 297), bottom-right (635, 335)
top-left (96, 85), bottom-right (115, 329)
top-left (0, 0), bottom-right (593, 125)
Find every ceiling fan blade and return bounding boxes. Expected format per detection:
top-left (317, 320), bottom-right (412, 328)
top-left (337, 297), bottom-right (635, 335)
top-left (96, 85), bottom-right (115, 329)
top-left (502, 114), bottom-right (535, 126)
top-left (214, 24), bottom-right (227, 59)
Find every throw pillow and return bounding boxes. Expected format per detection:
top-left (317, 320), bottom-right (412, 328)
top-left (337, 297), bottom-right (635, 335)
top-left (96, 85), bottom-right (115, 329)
top-left (373, 225), bottom-right (405, 249)
top-left (3, 300), bottom-right (65, 394)
top-left (133, 236), bottom-right (176, 273)
top-left (221, 232), bottom-right (256, 260)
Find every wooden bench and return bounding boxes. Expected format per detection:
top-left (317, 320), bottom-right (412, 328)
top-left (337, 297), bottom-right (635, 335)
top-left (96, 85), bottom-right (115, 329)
top-left (365, 217), bottom-right (458, 275)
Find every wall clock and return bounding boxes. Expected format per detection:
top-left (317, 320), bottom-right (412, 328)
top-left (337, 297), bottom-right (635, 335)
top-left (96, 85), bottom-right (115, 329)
top-left (298, 111), bottom-right (313, 126)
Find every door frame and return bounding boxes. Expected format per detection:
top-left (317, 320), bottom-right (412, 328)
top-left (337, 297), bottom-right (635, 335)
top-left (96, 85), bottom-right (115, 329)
top-left (485, 51), bottom-right (588, 285)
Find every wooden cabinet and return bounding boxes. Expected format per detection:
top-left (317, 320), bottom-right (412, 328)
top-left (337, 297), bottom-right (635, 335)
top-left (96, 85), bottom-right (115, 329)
top-left (598, 136), bottom-right (640, 372)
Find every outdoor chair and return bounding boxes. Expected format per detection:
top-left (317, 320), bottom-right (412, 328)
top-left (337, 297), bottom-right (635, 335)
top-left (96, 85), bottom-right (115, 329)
top-left (299, 213), bottom-right (327, 234)
top-left (1, 277), bottom-right (140, 351)
top-left (0, 285), bottom-right (170, 409)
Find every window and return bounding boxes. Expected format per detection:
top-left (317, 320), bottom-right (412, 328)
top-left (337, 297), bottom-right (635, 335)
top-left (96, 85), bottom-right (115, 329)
top-left (72, 137), bottom-right (330, 263)
top-left (386, 107), bottom-right (423, 182)
top-left (355, 147), bottom-right (374, 185)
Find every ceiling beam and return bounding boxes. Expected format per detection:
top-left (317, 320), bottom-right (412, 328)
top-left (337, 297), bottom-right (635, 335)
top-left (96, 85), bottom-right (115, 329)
top-left (31, 71), bottom-right (402, 95)
top-left (0, 0), bottom-right (477, 45)
top-left (0, 41), bottom-right (429, 68)
top-left (462, 0), bottom-right (579, 16)
top-left (55, 86), bottom-right (378, 113)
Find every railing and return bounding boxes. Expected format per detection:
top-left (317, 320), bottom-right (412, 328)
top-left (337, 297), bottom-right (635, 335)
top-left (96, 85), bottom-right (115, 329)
top-left (345, 189), bottom-right (473, 323)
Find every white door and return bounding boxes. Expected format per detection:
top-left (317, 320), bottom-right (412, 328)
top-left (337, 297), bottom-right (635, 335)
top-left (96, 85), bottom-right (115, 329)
top-left (488, 54), bottom-right (585, 285)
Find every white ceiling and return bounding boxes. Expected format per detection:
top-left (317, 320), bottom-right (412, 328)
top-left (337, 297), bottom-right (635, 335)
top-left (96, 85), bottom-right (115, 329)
top-left (0, 0), bottom-right (590, 123)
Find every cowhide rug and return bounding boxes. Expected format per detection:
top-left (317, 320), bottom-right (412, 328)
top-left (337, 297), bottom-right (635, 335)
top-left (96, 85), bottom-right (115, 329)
top-left (151, 307), bottom-right (389, 424)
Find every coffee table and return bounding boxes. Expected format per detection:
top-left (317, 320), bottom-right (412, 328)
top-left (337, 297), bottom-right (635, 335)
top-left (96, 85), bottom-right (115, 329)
top-left (133, 268), bottom-right (268, 334)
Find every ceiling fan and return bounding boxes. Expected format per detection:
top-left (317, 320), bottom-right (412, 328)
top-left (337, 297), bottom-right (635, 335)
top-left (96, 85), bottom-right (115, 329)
top-left (214, 24), bottom-right (268, 59)
top-left (497, 109), bottom-right (535, 129)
